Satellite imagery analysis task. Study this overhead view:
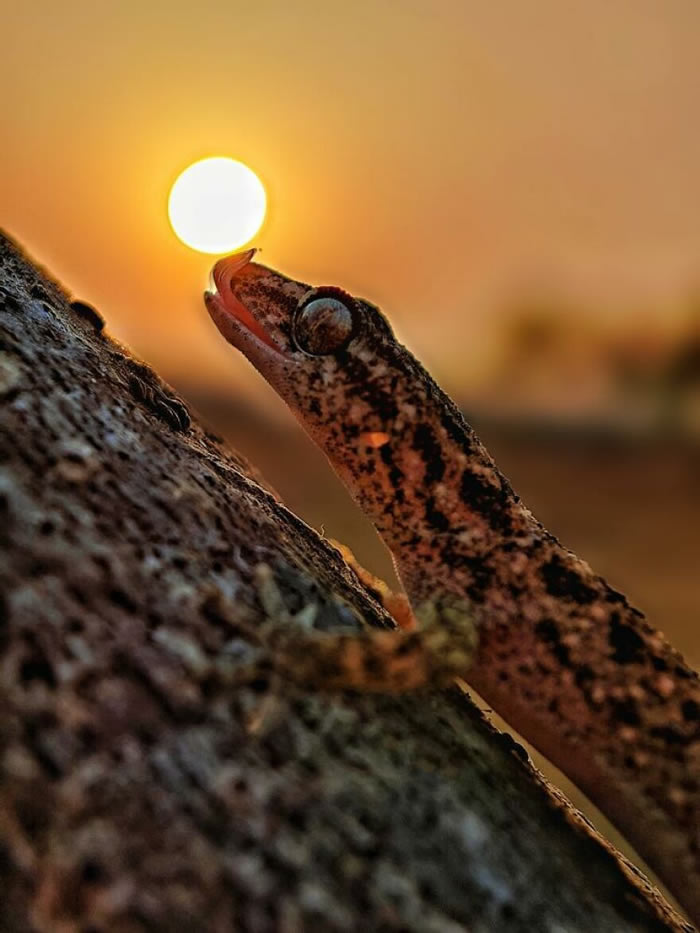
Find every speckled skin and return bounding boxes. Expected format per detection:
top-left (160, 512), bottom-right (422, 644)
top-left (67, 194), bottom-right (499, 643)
top-left (205, 250), bottom-right (700, 924)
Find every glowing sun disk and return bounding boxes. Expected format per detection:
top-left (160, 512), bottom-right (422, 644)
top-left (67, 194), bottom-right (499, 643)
top-left (168, 157), bottom-right (266, 254)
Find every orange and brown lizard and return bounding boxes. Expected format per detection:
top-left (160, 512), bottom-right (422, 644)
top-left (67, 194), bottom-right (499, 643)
top-left (205, 249), bottom-right (699, 924)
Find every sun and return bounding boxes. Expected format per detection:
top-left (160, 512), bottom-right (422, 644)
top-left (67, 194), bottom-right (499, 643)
top-left (168, 157), bottom-right (267, 254)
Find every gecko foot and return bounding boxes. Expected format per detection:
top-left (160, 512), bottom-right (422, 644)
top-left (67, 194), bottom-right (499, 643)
top-left (251, 564), bottom-right (478, 694)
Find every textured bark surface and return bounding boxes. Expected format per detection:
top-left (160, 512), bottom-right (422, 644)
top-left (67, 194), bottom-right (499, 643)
top-left (0, 231), bottom-right (692, 932)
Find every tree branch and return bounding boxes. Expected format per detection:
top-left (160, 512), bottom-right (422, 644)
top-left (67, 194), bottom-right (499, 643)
top-left (0, 231), bottom-right (691, 932)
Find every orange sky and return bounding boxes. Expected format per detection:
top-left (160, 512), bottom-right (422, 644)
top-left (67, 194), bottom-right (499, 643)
top-left (2, 1), bottom-right (699, 400)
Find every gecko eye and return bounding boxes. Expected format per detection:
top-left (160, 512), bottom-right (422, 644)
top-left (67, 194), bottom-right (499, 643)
top-left (293, 293), bottom-right (356, 356)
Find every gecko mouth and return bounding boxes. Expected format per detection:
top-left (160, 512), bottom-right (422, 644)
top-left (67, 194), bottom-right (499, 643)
top-left (204, 249), bottom-right (287, 356)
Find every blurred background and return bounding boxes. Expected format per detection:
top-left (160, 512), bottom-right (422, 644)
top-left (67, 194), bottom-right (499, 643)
top-left (2, 0), bottom-right (698, 891)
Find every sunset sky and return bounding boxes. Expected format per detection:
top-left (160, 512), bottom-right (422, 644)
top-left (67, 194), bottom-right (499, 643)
top-left (3, 1), bottom-right (699, 401)
top-left (4, 5), bottom-right (699, 871)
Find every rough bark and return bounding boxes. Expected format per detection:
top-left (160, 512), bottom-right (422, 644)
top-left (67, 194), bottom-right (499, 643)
top-left (0, 231), bottom-right (692, 932)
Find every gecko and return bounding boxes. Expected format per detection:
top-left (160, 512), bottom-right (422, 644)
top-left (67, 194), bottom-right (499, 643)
top-left (204, 248), bottom-right (700, 924)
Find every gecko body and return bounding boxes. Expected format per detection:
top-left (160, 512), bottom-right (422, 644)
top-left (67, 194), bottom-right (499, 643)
top-left (205, 249), bottom-right (699, 923)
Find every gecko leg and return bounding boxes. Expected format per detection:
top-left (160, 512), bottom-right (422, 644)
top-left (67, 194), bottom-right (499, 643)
top-left (245, 564), bottom-right (478, 694)
top-left (328, 539), bottom-right (417, 631)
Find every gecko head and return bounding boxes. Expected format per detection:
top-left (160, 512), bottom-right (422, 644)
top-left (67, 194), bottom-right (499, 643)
top-left (204, 250), bottom-right (415, 449)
